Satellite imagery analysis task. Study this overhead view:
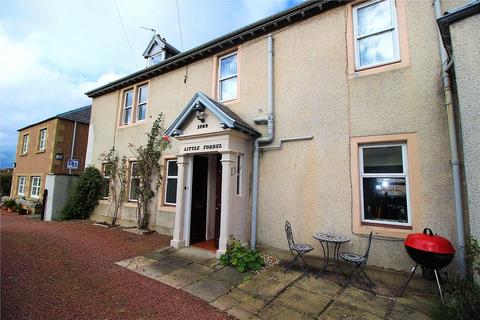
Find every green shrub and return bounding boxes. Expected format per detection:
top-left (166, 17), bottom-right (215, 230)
top-left (15, 203), bottom-right (23, 212)
top-left (62, 166), bottom-right (102, 220)
top-left (220, 237), bottom-right (265, 273)
top-left (430, 237), bottom-right (480, 320)
top-left (3, 199), bottom-right (16, 209)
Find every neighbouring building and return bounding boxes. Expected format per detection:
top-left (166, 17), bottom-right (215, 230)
top-left (85, 0), bottom-right (479, 273)
top-left (438, 0), bottom-right (480, 243)
top-left (10, 105), bottom-right (91, 212)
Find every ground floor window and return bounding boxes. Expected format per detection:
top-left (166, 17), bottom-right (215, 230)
top-left (129, 162), bottom-right (140, 201)
top-left (101, 164), bottom-right (111, 199)
top-left (359, 143), bottom-right (410, 227)
top-left (31, 176), bottom-right (41, 198)
top-left (164, 159), bottom-right (178, 205)
top-left (17, 176), bottom-right (26, 196)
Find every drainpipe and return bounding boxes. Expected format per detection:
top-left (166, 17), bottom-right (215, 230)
top-left (250, 34), bottom-right (274, 249)
top-left (69, 121), bottom-right (78, 175)
top-left (433, 0), bottom-right (466, 277)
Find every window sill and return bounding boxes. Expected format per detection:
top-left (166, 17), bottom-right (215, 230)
top-left (19, 153), bottom-right (28, 157)
top-left (348, 60), bottom-right (409, 79)
top-left (220, 98), bottom-right (240, 106)
top-left (124, 202), bottom-right (138, 208)
top-left (117, 121), bottom-right (145, 129)
top-left (159, 205), bottom-right (176, 213)
top-left (353, 223), bottom-right (416, 239)
top-left (36, 150), bottom-right (46, 154)
top-left (99, 199), bottom-right (109, 204)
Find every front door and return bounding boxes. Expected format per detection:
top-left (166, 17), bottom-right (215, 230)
top-left (190, 155), bottom-right (209, 244)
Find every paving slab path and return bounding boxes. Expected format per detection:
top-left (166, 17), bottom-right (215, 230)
top-left (0, 210), bottom-right (228, 320)
top-left (118, 245), bottom-right (436, 320)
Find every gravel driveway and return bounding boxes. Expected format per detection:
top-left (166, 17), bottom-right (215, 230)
top-left (0, 210), bottom-right (228, 320)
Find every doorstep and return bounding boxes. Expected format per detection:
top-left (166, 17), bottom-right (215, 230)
top-left (116, 246), bottom-right (436, 319)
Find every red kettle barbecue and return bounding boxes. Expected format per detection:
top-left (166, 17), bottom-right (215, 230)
top-left (398, 228), bottom-right (456, 302)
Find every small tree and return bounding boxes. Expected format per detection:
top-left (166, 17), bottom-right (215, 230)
top-left (62, 166), bottom-right (102, 220)
top-left (98, 148), bottom-right (128, 225)
top-left (129, 113), bottom-right (171, 229)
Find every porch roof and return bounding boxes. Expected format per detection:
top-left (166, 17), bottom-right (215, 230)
top-left (165, 92), bottom-right (260, 138)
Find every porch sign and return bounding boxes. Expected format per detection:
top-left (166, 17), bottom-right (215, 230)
top-left (183, 143), bottom-right (223, 152)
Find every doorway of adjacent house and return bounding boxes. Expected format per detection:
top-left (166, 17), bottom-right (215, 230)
top-left (190, 154), bottom-right (222, 252)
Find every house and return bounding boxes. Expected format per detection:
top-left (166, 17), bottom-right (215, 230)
top-left (85, 0), bottom-right (479, 274)
top-left (10, 105), bottom-right (91, 212)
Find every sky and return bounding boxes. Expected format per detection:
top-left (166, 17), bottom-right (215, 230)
top-left (0, 0), bottom-right (302, 168)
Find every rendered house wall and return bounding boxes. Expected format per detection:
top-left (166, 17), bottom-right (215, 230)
top-left (88, 1), bottom-right (460, 271)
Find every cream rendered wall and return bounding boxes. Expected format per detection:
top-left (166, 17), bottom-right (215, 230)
top-left (89, 1), bottom-right (458, 271)
top-left (450, 14), bottom-right (480, 240)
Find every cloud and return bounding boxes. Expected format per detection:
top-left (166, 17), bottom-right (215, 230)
top-left (0, 0), bottom-right (299, 168)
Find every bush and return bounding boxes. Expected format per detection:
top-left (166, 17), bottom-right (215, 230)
top-left (62, 166), bottom-right (102, 220)
top-left (430, 237), bottom-right (480, 320)
top-left (3, 199), bottom-right (16, 209)
top-left (15, 203), bottom-right (23, 212)
top-left (220, 237), bottom-right (265, 273)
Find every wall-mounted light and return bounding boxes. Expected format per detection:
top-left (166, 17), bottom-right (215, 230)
top-left (55, 153), bottom-right (64, 160)
top-left (193, 101), bottom-right (206, 123)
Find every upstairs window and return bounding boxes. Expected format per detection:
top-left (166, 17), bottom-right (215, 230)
top-left (17, 176), bottom-right (26, 196)
top-left (31, 176), bottom-right (41, 198)
top-left (123, 90), bottom-right (133, 125)
top-left (129, 162), bottom-right (140, 201)
top-left (21, 134), bottom-right (29, 154)
top-left (359, 143), bottom-right (410, 227)
top-left (137, 86), bottom-right (148, 121)
top-left (38, 129), bottom-right (47, 151)
top-left (164, 159), bottom-right (178, 205)
top-left (218, 52), bottom-right (238, 102)
top-left (353, 0), bottom-right (400, 70)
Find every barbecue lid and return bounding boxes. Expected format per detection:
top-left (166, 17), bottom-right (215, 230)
top-left (404, 228), bottom-right (456, 254)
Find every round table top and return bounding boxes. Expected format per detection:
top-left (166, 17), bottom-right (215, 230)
top-left (313, 232), bottom-right (350, 243)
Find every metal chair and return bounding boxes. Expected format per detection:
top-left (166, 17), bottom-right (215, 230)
top-left (340, 232), bottom-right (375, 290)
top-left (284, 221), bottom-right (314, 273)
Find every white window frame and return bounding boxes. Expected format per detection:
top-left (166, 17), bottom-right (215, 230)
top-left (128, 162), bottom-right (140, 202)
top-left (31, 176), bottom-right (41, 198)
top-left (164, 159), bottom-right (178, 205)
top-left (352, 0), bottom-right (400, 70)
top-left (136, 85), bottom-right (148, 122)
top-left (18, 176), bottom-right (26, 196)
top-left (123, 90), bottom-right (134, 125)
top-left (218, 52), bottom-right (238, 102)
top-left (149, 51), bottom-right (165, 66)
top-left (359, 142), bottom-right (411, 227)
top-left (21, 134), bottom-right (29, 154)
top-left (39, 129), bottom-right (47, 151)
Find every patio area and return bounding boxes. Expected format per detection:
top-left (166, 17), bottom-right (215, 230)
top-left (117, 246), bottom-right (435, 320)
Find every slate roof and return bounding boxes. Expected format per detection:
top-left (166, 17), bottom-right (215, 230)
top-left (165, 92), bottom-right (260, 137)
top-left (86, 0), bottom-right (346, 98)
top-left (17, 105), bottom-right (92, 131)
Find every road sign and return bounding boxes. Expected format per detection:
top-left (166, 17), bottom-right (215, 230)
top-left (67, 159), bottom-right (79, 170)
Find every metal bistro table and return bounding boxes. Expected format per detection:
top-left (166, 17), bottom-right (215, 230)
top-left (313, 232), bottom-right (350, 274)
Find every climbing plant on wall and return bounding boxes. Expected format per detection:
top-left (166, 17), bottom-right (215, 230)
top-left (98, 148), bottom-right (128, 225)
top-left (129, 113), bottom-right (171, 230)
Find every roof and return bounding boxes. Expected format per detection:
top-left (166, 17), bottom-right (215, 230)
top-left (17, 105), bottom-right (92, 131)
top-left (165, 92), bottom-right (260, 137)
top-left (85, 0), bottom-right (346, 98)
top-left (437, 0), bottom-right (480, 55)
top-left (142, 34), bottom-right (181, 58)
